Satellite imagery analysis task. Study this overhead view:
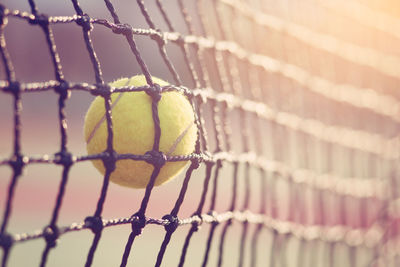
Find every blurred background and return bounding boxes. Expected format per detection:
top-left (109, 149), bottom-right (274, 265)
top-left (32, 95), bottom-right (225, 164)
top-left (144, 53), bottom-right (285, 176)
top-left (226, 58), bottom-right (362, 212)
top-left (1, 0), bottom-right (400, 266)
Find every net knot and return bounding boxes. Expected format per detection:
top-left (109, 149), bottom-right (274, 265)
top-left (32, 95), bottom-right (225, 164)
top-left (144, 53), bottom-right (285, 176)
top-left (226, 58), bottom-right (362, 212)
top-left (4, 81), bottom-right (20, 96)
top-left (174, 34), bottom-right (185, 46)
top-left (91, 83), bottom-right (111, 97)
top-left (43, 225), bottom-right (59, 248)
top-left (112, 23), bottom-right (132, 36)
top-left (29, 13), bottom-right (49, 27)
top-left (185, 91), bottom-right (195, 102)
top-left (216, 159), bottom-right (223, 169)
top-left (9, 154), bottom-right (25, 176)
top-left (190, 214), bottom-right (201, 232)
top-left (76, 14), bottom-right (93, 32)
top-left (0, 233), bottom-right (13, 250)
top-left (208, 210), bottom-right (220, 225)
top-left (84, 216), bottom-right (104, 234)
top-left (150, 30), bottom-right (166, 46)
top-left (196, 93), bottom-right (206, 105)
top-left (54, 151), bottom-right (74, 167)
top-left (54, 80), bottom-right (70, 99)
top-left (146, 83), bottom-right (162, 102)
top-left (191, 158), bottom-right (201, 169)
top-left (202, 151), bottom-right (212, 162)
top-left (191, 221), bottom-right (200, 232)
top-left (145, 150), bottom-right (166, 168)
top-left (131, 213), bottom-right (146, 236)
top-left (102, 150), bottom-right (117, 173)
top-left (162, 214), bottom-right (179, 233)
top-left (0, 4), bottom-right (8, 26)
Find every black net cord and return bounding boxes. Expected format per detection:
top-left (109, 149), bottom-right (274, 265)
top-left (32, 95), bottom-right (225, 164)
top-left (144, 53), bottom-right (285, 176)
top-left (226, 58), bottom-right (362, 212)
top-left (269, 230), bottom-right (281, 267)
top-left (237, 164), bottom-right (250, 267)
top-left (249, 84), bottom-right (267, 267)
top-left (175, 1), bottom-right (216, 265)
top-left (27, 0), bottom-right (64, 83)
top-left (39, 94), bottom-right (73, 265)
top-left (0, 10), bottom-right (14, 82)
top-left (182, 0), bottom-right (210, 89)
top-left (136, 0), bottom-right (181, 86)
top-left (178, 162), bottom-right (214, 267)
top-left (249, 169), bottom-right (267, 267)
top-left (0, 84), bottom-right (22, 266)
top-left (119, 165), bottom-right (162, 267)
top-left (103, 0), bottom-right (153, 87)
top-left (96, 96), bottom-right (115, 217)
top-left (188, 76), bottom-right (208, 153)
top-left (172, 0), bottom-right (204, 87)
top-left (135, 1), bottom-right (216, 262)
top-left (0, 6), bottom-right (21, 267)
top-left (153, 163), bottom-right (197, 267)
top-left (71, 0), bottom-right (104, 84)
top-left (39, 246), bottom-right (52, 267)
top-left (119, 231), bottom-right (136, 267)
top-left (201, 164), bottom-right (222, 267)
top-left (40, 161), bottom-right (72, 267)
top-left (197, 28), bottom-right (227, 252)
top-left (85, 230), bottom-right (103, 267)
top-left (70, 0), bottom-right (124, 264)
top-left (210, 1), bottom-right (233, 96)
top-left (217, 162), bottom-right (239, 267)
top-left (142, 0), bottom-right (210, 260)
top-left (27, 0), bottom-right (38, 14)
top-left (201, 221), bottom-right (218, 267)
top-left (215, 2), bottom-right (261, 265)
top-left (84, 171), bottom-right (112, 267)
top-left (210, 2), bottom-right (254, 267)
top-left (23, 2), bottom-right (66, 263)
top-left (197, 3), bottom-right (236, 266)
top-left (155, 0), bottom-right (173, 32)
top-left (40, 20), bottom-right (64, 82)
top-left (215, 107), bottom-right (234, 266)
top-left (267, 174), bottom-right (278, 267)
top-left (119, 52), bottom-right (166, 265)
top-left (26, 0), bottom-right (76, 264)
top-left (177, 227), bottom-right (196, 267)
top-left (156, 0), bottom-right (199, 89)
top-left (63, 4), bottom-right (110, 263)
top-left (1, 1), bottom-right (398, 264)
top-left (84, 93), bottom-right (114, 266)
top-left (176, 7), bottom-right (210, 157)
top-left (154, 111), bottom-right (203, 267)
top-left (183, 0), bottom-right (216, 154)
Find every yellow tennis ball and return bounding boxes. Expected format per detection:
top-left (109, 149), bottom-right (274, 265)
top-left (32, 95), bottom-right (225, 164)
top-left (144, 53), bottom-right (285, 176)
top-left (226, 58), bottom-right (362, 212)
top-left (84, 75), bottom-right (197, 188)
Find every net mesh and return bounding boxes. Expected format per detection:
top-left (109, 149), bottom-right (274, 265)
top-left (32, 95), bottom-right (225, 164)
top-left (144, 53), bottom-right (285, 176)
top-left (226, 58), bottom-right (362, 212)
top-left (0, 0), bottom-right (400, 266)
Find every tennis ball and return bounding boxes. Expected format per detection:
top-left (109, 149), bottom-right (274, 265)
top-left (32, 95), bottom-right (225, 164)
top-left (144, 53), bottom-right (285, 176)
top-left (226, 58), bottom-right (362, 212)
top-left (84, 75), bottom-right (197, 188)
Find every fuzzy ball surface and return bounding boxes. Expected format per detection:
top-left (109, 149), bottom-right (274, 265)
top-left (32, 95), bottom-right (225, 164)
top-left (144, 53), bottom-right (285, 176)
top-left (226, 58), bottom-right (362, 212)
top-left (84, 75), bottom-right (197, 188)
